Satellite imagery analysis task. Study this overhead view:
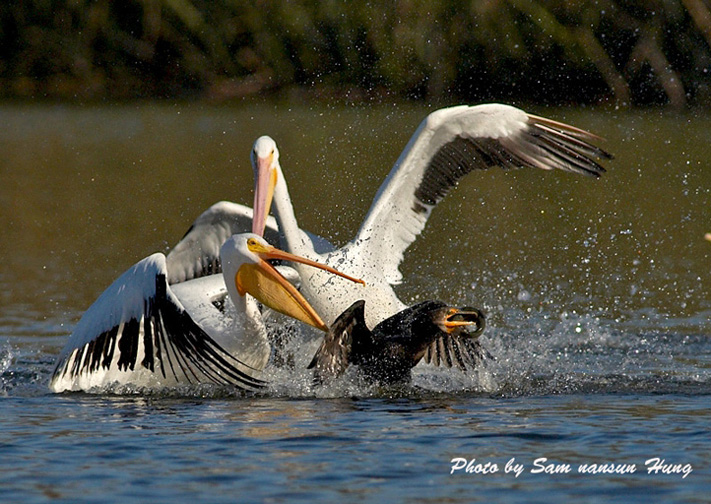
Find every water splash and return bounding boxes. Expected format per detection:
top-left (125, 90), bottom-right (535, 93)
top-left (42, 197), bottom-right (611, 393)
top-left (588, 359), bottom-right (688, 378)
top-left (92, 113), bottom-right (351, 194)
top-left (0, 342), bottom-right (14, 397)
top-left (29, 298), bottom-right (711, 400)
top-left (31, 288), bottom-right (711, 400)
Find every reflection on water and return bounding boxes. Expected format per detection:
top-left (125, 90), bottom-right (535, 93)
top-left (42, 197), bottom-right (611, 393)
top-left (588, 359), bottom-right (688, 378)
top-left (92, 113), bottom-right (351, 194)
top-left (1, 391), bottom-right (707, 503)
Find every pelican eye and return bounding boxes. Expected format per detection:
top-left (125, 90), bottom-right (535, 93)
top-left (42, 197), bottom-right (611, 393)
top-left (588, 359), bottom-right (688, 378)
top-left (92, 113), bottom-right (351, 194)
top-left (247, 238), bottom-right (259, 248)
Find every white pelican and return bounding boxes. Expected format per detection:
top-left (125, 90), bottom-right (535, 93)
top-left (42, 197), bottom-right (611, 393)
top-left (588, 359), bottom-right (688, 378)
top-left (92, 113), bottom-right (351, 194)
top-left (50, 233), bottom-right (362, 392)
top-left (251, 103), bottom-right (612, 328)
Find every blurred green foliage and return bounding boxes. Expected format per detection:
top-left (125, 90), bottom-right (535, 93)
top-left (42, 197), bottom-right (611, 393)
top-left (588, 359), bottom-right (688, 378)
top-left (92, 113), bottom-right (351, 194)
top-left (1, 0), bottom-right (710, 106)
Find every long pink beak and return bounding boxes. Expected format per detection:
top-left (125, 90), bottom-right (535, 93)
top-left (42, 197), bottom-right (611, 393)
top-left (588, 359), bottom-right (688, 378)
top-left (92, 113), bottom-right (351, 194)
top-left (252, 154), bottom-right (276, 237)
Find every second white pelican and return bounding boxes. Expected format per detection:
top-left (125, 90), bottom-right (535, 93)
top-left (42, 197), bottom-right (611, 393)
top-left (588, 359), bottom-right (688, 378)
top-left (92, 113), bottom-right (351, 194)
top-left (50, 233), bottom-right (361, 392)
top-left (251, 104), bottom-right (612, 328)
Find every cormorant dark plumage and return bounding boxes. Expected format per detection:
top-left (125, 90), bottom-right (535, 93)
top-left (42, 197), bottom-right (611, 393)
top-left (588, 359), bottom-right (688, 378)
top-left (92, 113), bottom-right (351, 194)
top-left (308, 300), bottom-right (487, 385)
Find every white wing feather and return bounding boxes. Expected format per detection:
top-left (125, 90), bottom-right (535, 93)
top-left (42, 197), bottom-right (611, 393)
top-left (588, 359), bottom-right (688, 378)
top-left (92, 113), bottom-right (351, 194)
top-left (50, 253), bottom-right (266, 392)
top-left (355, 104), bottom-right (609, 284)
top-left (166, 200), bottom-right (334, 284)
top-left (166, 201), bottom-right (279, 284)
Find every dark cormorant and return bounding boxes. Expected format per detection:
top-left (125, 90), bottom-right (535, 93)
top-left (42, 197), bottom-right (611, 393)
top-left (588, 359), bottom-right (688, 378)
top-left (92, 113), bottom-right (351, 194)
top-left (308, 300), bottom-right (488, 384)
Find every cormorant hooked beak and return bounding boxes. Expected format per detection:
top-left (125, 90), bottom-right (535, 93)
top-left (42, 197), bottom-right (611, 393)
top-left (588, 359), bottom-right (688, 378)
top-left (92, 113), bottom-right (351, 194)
top-left (438, 307), bottom-right (486, 336)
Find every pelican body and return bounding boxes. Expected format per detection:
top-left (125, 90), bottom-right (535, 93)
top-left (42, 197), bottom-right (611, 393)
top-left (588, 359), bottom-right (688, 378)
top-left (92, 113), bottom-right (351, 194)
top-left (251, 104), bottom-right (612, 328)
top-left (50, 233), bottom-right (361, 392)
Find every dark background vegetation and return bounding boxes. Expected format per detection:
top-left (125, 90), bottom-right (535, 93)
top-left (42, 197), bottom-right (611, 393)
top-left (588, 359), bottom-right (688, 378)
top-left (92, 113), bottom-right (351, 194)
top-left (2, 0), bottom-right (711, 107)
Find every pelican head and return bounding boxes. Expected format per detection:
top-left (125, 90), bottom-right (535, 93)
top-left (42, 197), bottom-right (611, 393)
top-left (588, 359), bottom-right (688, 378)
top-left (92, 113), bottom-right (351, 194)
top-left (221, 233), bottom-right (364, 332)
top-left (251, 136), bottom-right (280, 237)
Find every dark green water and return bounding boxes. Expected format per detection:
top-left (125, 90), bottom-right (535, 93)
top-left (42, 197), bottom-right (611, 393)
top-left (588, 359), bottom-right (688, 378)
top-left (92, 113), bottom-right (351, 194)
top-left (0, 103), bottom-right (709, 502)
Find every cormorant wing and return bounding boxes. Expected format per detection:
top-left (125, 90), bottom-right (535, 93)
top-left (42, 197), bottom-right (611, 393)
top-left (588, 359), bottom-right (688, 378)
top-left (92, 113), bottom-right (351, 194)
top-left (307, 300), bottom-right (369, 383)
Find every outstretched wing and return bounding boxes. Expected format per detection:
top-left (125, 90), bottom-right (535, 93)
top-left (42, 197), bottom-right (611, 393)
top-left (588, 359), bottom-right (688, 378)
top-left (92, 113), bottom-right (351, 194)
top-left (166, 201), bottom-right (281, 284)
top-left (50, 253), bottom-right (266, 392)
top-left (423, 306), bottom-right (489, 371)
top-left (307, 300), bottom-right (368, 383)
top-left (355, 104), bottom-right (612, 284)
top-left (166, 200), bottom-right (334, 284)
top-left (421, 333), bottom-right (490, 371)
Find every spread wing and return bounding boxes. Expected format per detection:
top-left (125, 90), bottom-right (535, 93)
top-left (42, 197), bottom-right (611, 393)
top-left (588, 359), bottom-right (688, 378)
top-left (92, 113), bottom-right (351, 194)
top-left (166, 201), bottom-right (281, 284)
top-left (50, 253), bottom-right (266, 392)
top-left (422, 308), bottom-right (489, 371)
top-left (307, 300), bottom-right (368, 383)
top-left (166, 200), bottom-right (334, 284)
top-left (355, 104), bottom-right (612, 284)
top-left (421, 333), bottom-right (490, 371)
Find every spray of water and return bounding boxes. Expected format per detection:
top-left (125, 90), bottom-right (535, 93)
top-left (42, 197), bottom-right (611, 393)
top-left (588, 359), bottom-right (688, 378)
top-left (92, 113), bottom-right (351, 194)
top-left (0, 342), bottom-right (13, 397)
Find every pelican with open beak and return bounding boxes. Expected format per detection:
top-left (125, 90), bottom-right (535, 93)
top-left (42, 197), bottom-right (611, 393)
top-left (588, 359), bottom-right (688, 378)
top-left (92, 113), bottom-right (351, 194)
top-left (50, 233), bottom-right (363, 393)
top-left (221, 234), bottom-right (364, 333)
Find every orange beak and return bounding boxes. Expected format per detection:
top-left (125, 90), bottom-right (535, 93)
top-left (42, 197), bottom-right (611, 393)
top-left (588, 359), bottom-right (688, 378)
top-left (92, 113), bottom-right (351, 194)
top-left (236, 239), bottom-right (364, 332)
top-left (441, 307), bottom-right (486, 334)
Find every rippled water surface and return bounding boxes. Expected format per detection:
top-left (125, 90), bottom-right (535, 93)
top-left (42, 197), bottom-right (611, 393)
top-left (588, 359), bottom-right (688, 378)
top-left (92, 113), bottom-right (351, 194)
top-left (1, 103), bottom-right (710, 502)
